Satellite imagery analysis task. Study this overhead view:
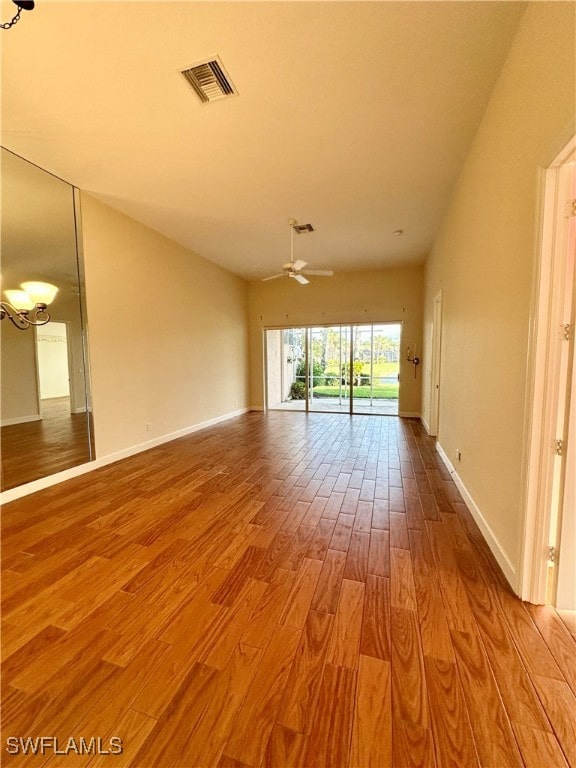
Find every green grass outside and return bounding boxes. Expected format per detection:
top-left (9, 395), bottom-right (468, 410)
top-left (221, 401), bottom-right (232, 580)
top-left (324, 361), bottom-right (399, 378)
top-left (312, 384), bottom-right (399, 399)
top-left (364, 362), bottom-right (399, 377)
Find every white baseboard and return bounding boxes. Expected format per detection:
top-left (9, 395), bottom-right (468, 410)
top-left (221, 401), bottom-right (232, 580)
top-left (0, 407), bottom-right (251, 505)
top-left (435, 441), bottom-right (516, 589)
top-left (1, 414), bottom-right (41, 427)
top-left (420, 416), bottom-right (431, 434)
top-left (399, 411), bottom-right (421, 418)
top-left (96, 408), bottom-right (252, 465)
top-left (250, 405), bottom-right (265, 411)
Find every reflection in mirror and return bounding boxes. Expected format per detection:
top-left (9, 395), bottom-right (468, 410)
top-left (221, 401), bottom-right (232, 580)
top-left (1, 148), bottom-right (94, 490)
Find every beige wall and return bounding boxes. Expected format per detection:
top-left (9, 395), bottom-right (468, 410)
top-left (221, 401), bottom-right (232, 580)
top-left (422, 2), bottom-right (575, 581)
top-left (248, 265), bottom-right (423, 414)
top-left (81, 194), bottom-right (250, 458)
top-left (0, 321), bottom-right (39, 425)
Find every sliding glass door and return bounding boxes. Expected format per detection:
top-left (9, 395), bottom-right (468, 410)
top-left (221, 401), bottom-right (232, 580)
top-left (265, 323), bottom-right (401, 415)
top-left (308, 326), bottom-right (351, 413)
top-left (352, 324), bottom-right (400, 415)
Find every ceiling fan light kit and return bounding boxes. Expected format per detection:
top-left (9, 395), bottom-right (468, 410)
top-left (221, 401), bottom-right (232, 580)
top-left (262, 218), bottom-right (334, 286)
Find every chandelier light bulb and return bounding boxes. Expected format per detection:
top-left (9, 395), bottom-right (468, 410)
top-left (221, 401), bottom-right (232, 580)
top-left (20, 281), bottom-right (59, 306)
top-left (4, 289), bottom-right (35, 311)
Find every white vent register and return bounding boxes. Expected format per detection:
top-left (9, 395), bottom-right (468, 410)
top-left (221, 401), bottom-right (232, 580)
top-left (180, 57), bottom-right (237, 103)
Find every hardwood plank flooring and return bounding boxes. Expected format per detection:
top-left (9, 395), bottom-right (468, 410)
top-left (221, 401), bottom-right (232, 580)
top-left (2, 411), bottom-right (575, 767)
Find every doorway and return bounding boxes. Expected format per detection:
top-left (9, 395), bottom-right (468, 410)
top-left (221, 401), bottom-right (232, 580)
top-left (265, 323), bottom-right (401, 415)
top-left (36, 321), bottom-right (71, 408)
top-left (521, 135), bottom-right (575, 609)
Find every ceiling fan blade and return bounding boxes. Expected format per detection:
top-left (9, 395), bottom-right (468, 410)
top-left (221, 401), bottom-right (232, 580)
top-left (300, 269), bottom-right (334, 277)
top-left (291, 273), bottom-right (309, 285)
top-left (262, 273), bottom-right (285, 282)
top-left (292, 260), bottom-right (307, 271)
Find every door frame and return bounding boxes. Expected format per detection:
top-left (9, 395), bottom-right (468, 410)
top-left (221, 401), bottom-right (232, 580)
top-left (263, 321), bottom-right (403, 416)
top-left (520, 134), bottom-right (575, 605)
top-left (556, 339), bottom-right (575, 609)
top-left (34, 320), bottom-right (72, 407)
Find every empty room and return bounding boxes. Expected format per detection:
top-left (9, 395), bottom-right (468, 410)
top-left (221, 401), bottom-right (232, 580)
top-left (1, 2), bottom-right (575, 767)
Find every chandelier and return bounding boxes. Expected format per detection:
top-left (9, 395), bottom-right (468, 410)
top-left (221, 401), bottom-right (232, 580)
top-left (1, 282), bottom-right (59, 329)
top-left (1, 0), bottom-right (35, 30)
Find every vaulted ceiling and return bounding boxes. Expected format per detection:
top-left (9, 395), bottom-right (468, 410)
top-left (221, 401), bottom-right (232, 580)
top-left (1, 1), bottom-right (526, 281)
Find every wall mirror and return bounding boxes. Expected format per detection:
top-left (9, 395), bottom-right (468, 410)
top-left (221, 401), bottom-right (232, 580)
top-left (1, 148), bottom-right (94, 491)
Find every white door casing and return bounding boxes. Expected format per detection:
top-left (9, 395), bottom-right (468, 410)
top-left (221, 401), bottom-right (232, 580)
top-left (520, 135), bottom-right (575, 606)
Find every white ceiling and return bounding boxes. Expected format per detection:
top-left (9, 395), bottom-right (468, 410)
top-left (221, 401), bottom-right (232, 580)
top-left (1, 1), bottom-right (526, 281)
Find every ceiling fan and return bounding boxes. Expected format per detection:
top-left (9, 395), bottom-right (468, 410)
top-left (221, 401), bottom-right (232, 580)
top-left (262, 218), bottom-right (334, 285)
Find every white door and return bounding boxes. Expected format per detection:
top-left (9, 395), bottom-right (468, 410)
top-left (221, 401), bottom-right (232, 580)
top-left (429, 290), bottom-right (443, 436)
top-left (521, 137), bottom-right (575, 606)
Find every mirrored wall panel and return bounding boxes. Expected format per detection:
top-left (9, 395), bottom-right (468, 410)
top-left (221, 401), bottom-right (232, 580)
top-left (1, 148), bottom-right (93, 490)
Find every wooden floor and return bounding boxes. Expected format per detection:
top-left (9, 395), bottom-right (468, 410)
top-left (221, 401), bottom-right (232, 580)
top-left (1, 397), bottom-right (94, 491)
top-left (1, 412), bottom-right (575, 767)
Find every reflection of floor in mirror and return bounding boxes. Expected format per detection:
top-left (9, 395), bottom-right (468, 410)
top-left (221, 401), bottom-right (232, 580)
top-left (0, 396), bottom-right (94, 491)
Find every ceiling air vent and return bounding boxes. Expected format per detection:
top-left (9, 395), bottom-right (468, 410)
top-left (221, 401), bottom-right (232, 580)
top-left (293, 223), bottom-right (314, 234)
top-left (180, 57), bottom-right (237, 104)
